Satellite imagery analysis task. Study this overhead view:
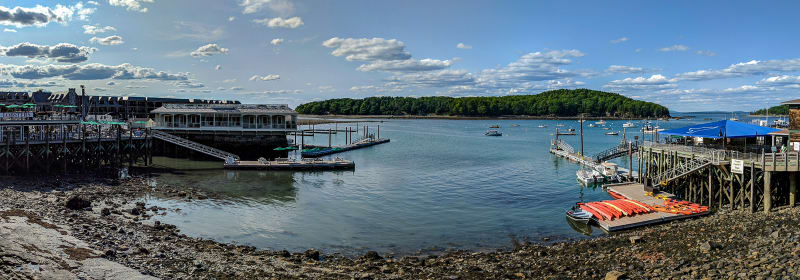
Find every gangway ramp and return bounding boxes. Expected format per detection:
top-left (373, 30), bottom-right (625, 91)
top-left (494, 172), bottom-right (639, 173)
top-left (654, 157), bottom-right (712, 186)
top-left (151, 130), bottom-right (240, 161)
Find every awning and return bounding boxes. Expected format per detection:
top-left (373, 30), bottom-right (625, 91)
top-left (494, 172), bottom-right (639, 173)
top-left (659, 120), bottom-right (780, 139)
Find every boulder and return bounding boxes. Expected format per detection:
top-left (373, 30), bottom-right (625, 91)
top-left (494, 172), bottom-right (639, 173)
top-left (65, 196), bottom-right (91, 210)
top-left (605, 270), bottom-right (626, 280)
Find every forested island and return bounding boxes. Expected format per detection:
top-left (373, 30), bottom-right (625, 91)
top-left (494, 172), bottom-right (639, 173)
top-left (296, 89), bottom-right (670, 118)
top-left (751, 105), bottom-right (788, 115)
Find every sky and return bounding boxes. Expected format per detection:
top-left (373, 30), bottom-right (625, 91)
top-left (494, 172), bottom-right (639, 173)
top-left (1, 0), bottom-right (799, 112)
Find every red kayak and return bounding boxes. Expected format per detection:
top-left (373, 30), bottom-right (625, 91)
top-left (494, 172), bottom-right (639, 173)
top-left (583, 203), bottom-right (613, 220)
top-left (578, 203), bottom-right (605, 220)
top-left (589, 202), bottom-right (622, 219)
top-left (607, 190), bottom-right (626, 200)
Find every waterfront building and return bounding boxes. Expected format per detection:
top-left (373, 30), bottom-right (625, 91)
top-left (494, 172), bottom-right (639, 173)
top-left (150, 103), bottom-right (298, 158)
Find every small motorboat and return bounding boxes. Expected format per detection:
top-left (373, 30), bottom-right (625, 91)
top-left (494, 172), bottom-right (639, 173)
top-left (489, 125), bottom-right (500, 128)
top-left (566, 128), bottom-right (576, 132)
top-left (622, 122), bottom-right (636, 128)
top-left (588, 123), bottom-right (596, 128)
top-left (511, 124), bottom-right (520, 127)
top-left (537, 125), bottom-right (547, 128)
top-left (566, 204), bottom-right (594, 222)
top-left (556, 123), bottom-right (565, 127)
top-left (577, 169), bottom-right (602, 185)
top-left (605, 131), bottom-right (619, 136)
top-left (485, 130), bottom-right (502, 136)
top-left (595, 120), bottom-right (607, 125)
top-left (602, 127), bottom-right (611, 130)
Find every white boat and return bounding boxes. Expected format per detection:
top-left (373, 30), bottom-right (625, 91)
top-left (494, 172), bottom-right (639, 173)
top-left (588, 123), bottom-right (596, 128)
top-left (485, 130), bottom-right (502, 136)
top-left (537, 125), bottom-right (547, 128)
top-left (605, 131), bottom-right (619, 136)
top-left (556, 123), bottom-right (565, 127)
top-left (595, 120), bottom-right (606, 125)
top-left (602, 127), bottom-right (611, 130)
top-left (642, 125), bottom-right (665, 134)
top-left (576, 169), bottom-right (603, 185)
top-left (566, 205), bottom-right (594, 222)
top-left (622, 122), bottom-right (636, 128)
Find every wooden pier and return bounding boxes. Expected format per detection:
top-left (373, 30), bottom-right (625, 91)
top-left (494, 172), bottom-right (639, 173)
top-left (224, 158), bottom-right (354, 170)
top-left (596, 182), bottom-right (709, 231)
top-left (302, 138), bottom-right (390, 158)
top-left (550, 139), bottom-right (639, 180)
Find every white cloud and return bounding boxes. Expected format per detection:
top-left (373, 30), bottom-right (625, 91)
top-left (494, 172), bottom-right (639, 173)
top-left (0, 4), bottom-right (93, 27)
top-left (676, 58), bottom-right (800, 81)
top-left (757, 75), bottom-right (800, 86)
top-left (106, 81), bottom-right (116, 85)
top-left (695, 50), bottom-right (716, 56)
top-left (610, 37), bottom-right (628, 44)
top-left (270, 38), bottom-right (285, 46)
top-left (3, 28), bottom-right (16, 32)
top-left (0, 79), bottom-right (63, 88)
top-left (318, 85), bottom-right (335, 92)
top-left (249, 74), bottom-right (280, 81)
top-left (90, 35), bottom-right (124, 45)
top-left (174, 80), bottom-right (205, 88)
top-left (228, 16), bottom-right (235, 22)
top-left (605, 65), bottom-right (652, 74)
top-left (87, 1), bottom-right (100, 6)
top-left (323, 37), bottom-right (411, 61)
top-left (604, 74), bottom-right (678, 91)
top-left (82, 24), bottom-right (116, 34)
top-left (357, 59), bottom-right (452, 72)
top-left (190, 43), bottom-right (229, 57)
top-left (240, 0), bottom-right (295, 15)
top-left (1, 63), bottom-right (189, 81)
top-left (173, 21), bottom-right (224, 41)
top-left (231, 86), bottom-right (244, 91)
top-left (476, 50), bottom-right (585, 86)
top-left (108, 0), bottom-right (153, 13)
top-left (253, 17), bottom-right (303, 29)
top-left (658, 44), bottom-right (689, 52)
top-left (93, 87), bottom-right (107, 92)
top-left (456, 43), bottom-right (472, 50)
top-left (215, 65), bottom-right (222, 70)
top-left (0, 42), bottom-right (96, 63)
top-left (223, 78), bottom-right (237, 83)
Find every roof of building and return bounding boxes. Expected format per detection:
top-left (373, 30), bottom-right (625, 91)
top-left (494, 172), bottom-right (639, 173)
top-left (151, 103), bottom-right (297, 114)
top-left (770, 129), bottom-right (788, 136)
top-left (660, 120), bottom-right (781, 139)
top-left (782, 99), bottom-right (800, 105)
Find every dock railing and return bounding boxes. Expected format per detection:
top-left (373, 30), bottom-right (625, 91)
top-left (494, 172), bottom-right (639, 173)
top-left (762, 152), bottom-right (800, 170)
top-left (641, 141), bottom-right (754, 164)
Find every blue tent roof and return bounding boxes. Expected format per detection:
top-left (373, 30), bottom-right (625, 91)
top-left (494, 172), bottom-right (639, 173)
top-left (659, 120), bottom-right (780, 139)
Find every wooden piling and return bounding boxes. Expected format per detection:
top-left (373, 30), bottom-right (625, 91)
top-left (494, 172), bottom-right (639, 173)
top-left (764, 171), bottom-right (772, 212)
top-left (790, 172), bottom-right (797, 207)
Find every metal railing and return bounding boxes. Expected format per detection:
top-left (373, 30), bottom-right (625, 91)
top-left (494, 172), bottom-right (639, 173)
top-left (151, 130), bottom-right (239, 161)
top-left (552, 139), bottom-right (574, 154)
top-left (641, 141), bottom-right (752, 164)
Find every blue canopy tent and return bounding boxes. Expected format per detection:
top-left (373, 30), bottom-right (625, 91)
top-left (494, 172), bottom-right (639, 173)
top-left (659, 120), bottom-right (780, 139)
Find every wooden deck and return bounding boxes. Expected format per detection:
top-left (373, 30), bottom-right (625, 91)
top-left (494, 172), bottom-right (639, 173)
top-left (596, 182), bottom-right (709, 231)
top-left (224, 158), bottom-right (355, 170)
top-left (302, 138), bottom-right (390, 158)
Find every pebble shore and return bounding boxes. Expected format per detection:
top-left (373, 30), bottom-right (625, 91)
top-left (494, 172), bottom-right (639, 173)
top-left (1, 175), bottom-right (799, 279)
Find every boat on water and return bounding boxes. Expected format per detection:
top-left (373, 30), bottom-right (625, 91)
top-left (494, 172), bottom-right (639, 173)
top-left (566, 128), bottom-right (576, 132)
top-left (595, 120), bottom-right (606, 125)
top-left (605, 131), bottom-right (619, 136)
top-left (556, 123), bottom-right (565, 127)
top-left (588, 123), bottom-right (596, 127)
top-left (602, 127), bottom-right (611, 130)
top-left (511, 124), bottom-right (520, 127)
top-left (537, 125), bottom-right (547, 128)
top-left (622, 121), bottom-right (636, 128)
top-left (577, 169), bottom-right (602, 185)
top-left (485, 130), bottom-right (502, 136)
top-left (566, 204), bottom-right (594, 223)
top-left (489, 124), bottom-right (500, 128)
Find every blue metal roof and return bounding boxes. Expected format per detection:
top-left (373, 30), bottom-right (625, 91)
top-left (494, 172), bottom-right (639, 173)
top-left (659, 120), bottom-right (780, 139)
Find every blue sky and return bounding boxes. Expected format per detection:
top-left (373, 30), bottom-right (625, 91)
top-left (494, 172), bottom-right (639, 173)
top-left (1, 0), bottom-right (799, 111)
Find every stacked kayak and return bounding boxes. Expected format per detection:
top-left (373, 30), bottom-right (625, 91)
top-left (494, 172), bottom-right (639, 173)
top-left (652, 199), bottom-right (708, 215)
top-left (578, 199), bottom-right (653, 221)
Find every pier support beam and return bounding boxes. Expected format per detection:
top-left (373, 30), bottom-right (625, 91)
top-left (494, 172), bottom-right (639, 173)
top-left (764, 171), bottom-right (772, 212)
top-left (791, 172), bottom-right (797, 207)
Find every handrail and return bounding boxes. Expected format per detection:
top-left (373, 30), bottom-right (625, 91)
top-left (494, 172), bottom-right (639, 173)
top-left (151, 130), bottom-right (240, 161)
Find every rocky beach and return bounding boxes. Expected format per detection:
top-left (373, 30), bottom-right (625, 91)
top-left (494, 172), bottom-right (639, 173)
top-left (1, 174), bottom-right (799, 279)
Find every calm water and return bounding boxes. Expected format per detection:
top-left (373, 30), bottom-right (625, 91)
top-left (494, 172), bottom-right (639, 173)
top-left (141, 113), bottom-right (761, 255)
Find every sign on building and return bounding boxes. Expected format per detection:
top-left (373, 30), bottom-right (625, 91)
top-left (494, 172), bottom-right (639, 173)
top-left (731, 159), bottom-right (744, 174)
top-left (0, 112), bottom-right (34, 119)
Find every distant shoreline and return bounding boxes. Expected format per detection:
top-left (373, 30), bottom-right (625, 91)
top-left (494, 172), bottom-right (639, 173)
top-left (299, 114), bottom-right (675, 121)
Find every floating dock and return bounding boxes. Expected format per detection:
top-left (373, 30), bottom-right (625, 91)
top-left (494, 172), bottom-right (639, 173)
top-left (302, 138), bottom-right (390, 158)
top-left (595, 182), bottom-right (709, 231)
top-left (550, 143), bottom-right (638, 180)
top-left (224, 158), bottom-right (355, 170)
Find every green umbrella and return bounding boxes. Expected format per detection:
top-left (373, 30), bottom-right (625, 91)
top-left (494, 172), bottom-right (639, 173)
top-left (273, 147), bottom-right (287, 151)
top-left (63, 105), bottom-right (78, 108)
top-left (6, 105), bottom-right (20, 108)
top-left (135, 121), bottom-right (148, 124)
top-left (23, 103), bottom-right (35, 106)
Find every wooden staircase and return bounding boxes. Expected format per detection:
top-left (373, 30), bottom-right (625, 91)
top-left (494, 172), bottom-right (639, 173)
top-left (151, 130), bottom-right (240, 161)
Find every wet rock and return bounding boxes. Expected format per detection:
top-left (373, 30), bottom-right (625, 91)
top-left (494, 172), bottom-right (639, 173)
top-left (605, 270), bottom-right (626, 280)
top-left (304, 249), bottom-right (320, 261)
top-left (699, 241), bottom-right (715, 253)
top-left (65, 196), bottom-right (91, 210)
top-left (103, 249), bottom-right (116, 258)
top-left (363, 251), bottom-right (383, 261)
top-left (129, 207), bottom-right (141, 216)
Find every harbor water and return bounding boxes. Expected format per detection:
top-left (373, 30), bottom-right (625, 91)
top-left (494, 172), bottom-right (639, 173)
top-left (142, 113), bottom-right (764, 256)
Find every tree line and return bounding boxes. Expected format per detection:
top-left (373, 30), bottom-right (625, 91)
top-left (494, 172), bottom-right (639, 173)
top-left (751, 105), bottom-right (789, 115)
top-left (296, 89), bottom-right (670, 118)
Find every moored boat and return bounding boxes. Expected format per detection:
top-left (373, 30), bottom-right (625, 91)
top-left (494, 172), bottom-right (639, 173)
top-left (485, 130), bottom-right (502, 136)
top-left (566, 205), bottom-right (593, 222)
